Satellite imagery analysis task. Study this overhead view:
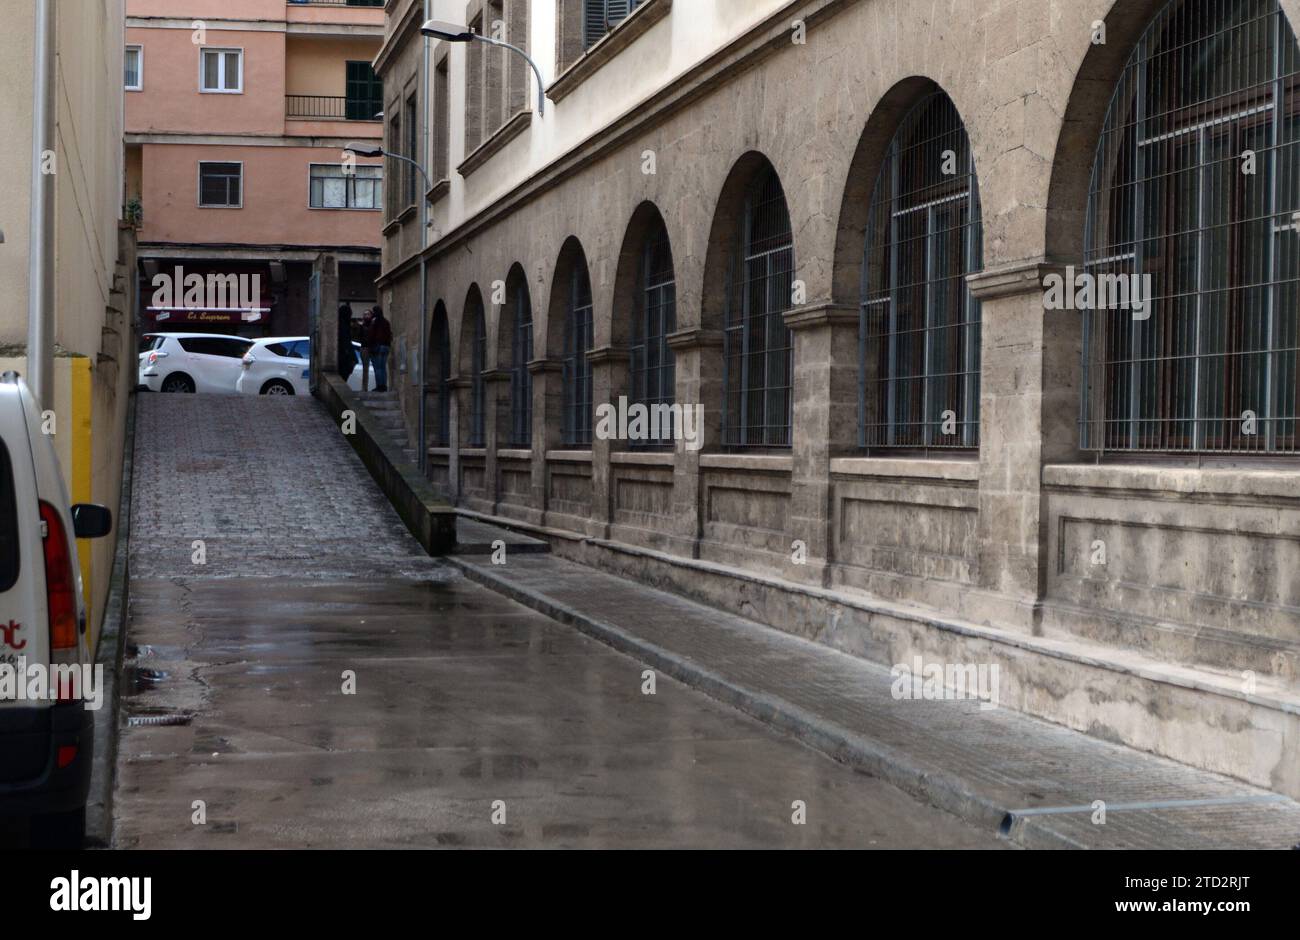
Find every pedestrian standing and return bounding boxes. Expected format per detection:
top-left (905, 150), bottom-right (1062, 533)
top-left (369, 306), bottom-right (393, 393)
top-left (359, 307), bottom-right (374, 393)
top-left (337, 303), bottom-right (355, 381)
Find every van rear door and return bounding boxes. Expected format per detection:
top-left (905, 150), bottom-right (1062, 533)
top-left (0, 383), bottom-right (51, 715)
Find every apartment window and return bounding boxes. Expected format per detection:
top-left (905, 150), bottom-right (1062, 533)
top-left (860, 91), bottom-right (983, 450)
top-left (200, 48), bottom-right (242, 93)
top-left (465, 15), bottom-right (484, 152)
top-left (584, 0), bottom-right (640, 49)
top-left (124, 45), bottom-right (142, 91)
top-left (345, 61), bottom-right (383, 121)
top-left (562, 264), bottom-right (595, 446)
top-left (433, 55), bottom-right (450, 183)
top-left (630, 217), bottom-right (676, 446)
top-left (485, 0), bottom-right (505, 133)
top-left (1083, 0), bottom-right (1300, 454)
top-left (387, 111), bottom-right (400, 218)
top-left (404, 92), bottom-right (419, 205)
top-left (310, 164), bottom-right (382, 210)
top-left (198, 162), bottom-right (242, 208)
top-left (722, 166), bottom-right (794, 449)
top-left (509, 280), bottom-right (534, 447)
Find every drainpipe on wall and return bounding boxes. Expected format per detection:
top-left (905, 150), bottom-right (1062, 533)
top-left (27, 0), bottom-right (56, 409)
top-left (416, 0), bottom-right (431, 475)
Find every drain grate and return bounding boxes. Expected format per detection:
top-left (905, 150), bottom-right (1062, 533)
top-left (126, 713), bottom-right (193, 728)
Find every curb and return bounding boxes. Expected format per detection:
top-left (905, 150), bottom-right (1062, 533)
top-left (446, 556), bottom-right (1083, 849)
top-left (85, 392), bottom-right (137, 849)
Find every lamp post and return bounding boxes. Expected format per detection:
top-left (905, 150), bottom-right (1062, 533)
top-left (344, 142), bottom-right (432, 473)
top-left (420, 19), bottom-right (550, 116)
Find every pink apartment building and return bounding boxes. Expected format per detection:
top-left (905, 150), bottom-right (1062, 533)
top-left (124, 0), bottom-right (386, 337)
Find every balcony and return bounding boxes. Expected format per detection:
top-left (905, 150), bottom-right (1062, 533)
top-left (287, 1), bottom-right (383, 6)
top-left (286, 96), bottom-right (382, 121)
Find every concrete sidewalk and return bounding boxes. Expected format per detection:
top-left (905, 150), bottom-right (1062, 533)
top-left (450, 552), bottom-right (1300, 849)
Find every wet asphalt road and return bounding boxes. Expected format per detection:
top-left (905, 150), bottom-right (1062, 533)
top-left (110, 395), bottom-right (1003, 848)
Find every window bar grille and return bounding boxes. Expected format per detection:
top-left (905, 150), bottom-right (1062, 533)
top-left (510, 285), bottom-right (533, 447)
top-left (861, 92), bottom-right (983, 451)
top-left (723, 168), bottom-right (794, 449)
top-left (471, 307), bottom-right (486, 447)
top-left (1083, 0), bottom-right (1300, 456)
top-left (630, 225), bottom-right (676, 447)
top-left (563, 265), bottom-right (594, 446)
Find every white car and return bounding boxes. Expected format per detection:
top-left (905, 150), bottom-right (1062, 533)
top-left (235, 336), bottom-right (363, 396)
top-left (0, 373), bottom-right (112, 847)
top-left (137, 332), bottom-right (253, 394)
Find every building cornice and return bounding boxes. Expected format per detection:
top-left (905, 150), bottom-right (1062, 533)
top-left (125, 132), bottom-right (385, 150)
top-left (126, 16), bottom-right (382, 37)
top-left (548, 0), bottom-right (673, 104)
top-left (458, 110), bottom-right (533, 180)
top-left (374, 0), bottom-right (426, 75)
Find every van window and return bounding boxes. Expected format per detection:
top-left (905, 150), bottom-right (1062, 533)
top-left (0, 440), bottom-right (19, 592)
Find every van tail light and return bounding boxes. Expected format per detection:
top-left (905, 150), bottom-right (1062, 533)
top-left (39, 501), bottom-right (79, 700)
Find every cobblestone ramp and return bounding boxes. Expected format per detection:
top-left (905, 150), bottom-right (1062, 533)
top-left (129, 394), bottom-right (448, 581)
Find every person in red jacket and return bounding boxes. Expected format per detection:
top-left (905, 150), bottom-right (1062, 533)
top-left (367, 306), bottom-right (393, 392)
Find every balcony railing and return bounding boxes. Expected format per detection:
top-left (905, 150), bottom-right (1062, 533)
top-left (287, 1), bottom-right (383, 7)
top-left (286, 96), bottom-right (382, 121)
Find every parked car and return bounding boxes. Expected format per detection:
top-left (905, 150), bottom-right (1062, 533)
top-left (0, 373), bottom-right (112, 847)
top-left (235, 337), bottom-right (363, 396)
top-left (137, 333), bottom-right (253, 394)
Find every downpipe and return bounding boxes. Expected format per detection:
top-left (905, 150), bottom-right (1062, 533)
top-left (27, 0), bottom-right (55, 409)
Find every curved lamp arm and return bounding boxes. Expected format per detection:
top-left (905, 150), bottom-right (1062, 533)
top-left (474, 35), bottom-right (548, 117)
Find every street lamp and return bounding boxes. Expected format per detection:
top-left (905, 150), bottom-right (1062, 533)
top-left (343, 141), bottom-right (433, 474)
top-left (420, 19), bottom-right (549, 116)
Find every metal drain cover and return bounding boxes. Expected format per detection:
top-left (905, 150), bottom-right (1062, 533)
top-left (126, 713), bottom-right (193, 728)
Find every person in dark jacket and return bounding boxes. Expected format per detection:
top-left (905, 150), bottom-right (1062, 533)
top-left (368, 306), bottom-right (393, 392)
top-left (337, 304), bottom-right (355, 381)
top-left (358, 308), bottom-right (374, 392)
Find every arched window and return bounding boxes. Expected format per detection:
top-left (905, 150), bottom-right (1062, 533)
top-left (1084, 0), bottom-right (1300, 454)
top-left (562, 263), bottom-right (594, 446)
top-left (430, 305), bottom-right (451, 447)
top-left (630, 219), bottom-right (676, 446)
top-left (861, 90), bottom-right (983, 450)
top-left (509, 278), bottom-right (533, 447)
top-left (723, 166), bottom-right (794, 448)
top-left (469, 302), bottom-right (486, 448)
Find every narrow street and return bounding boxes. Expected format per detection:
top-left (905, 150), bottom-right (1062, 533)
top-left (113, 394), bottom-right (1002, 848)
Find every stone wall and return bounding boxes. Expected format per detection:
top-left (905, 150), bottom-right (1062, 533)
top-left (378, 0), bottom-right (1300, 687)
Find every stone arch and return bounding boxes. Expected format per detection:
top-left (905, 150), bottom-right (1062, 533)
top-left (830, 75), bottom-right (940, 307)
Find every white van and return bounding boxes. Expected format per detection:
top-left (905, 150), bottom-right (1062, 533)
top-left (0, 373), bottom-right (112, 847)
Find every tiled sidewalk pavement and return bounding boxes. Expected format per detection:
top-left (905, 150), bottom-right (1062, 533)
top-left (451, 553), bottom-right (1300, 849)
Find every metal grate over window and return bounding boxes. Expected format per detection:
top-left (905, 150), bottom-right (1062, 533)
top-left (860, 91), bottom-right (983, 450)
top-left (630, 220), bottom-right (677, 447)
top-left (1083, 0), bottom-right (1300, 455)
top-left (562, 264), bottom-right (595, 446)
top-left (509, 282), bottom-right (534, 447)
top-left (723, 167), bottom-right (794, 449)
top-left (430, 310), bottom-right (451, 447)
top-left (470, 304), bottom-right (486, 448)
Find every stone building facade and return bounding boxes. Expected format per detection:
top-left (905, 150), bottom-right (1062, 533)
top-left (374, 0), bottom-right (1300, 797)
